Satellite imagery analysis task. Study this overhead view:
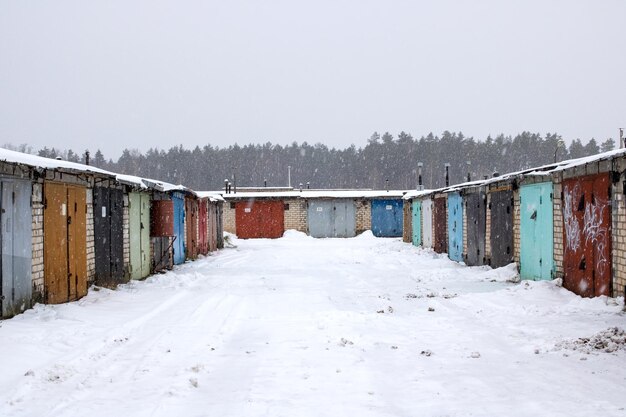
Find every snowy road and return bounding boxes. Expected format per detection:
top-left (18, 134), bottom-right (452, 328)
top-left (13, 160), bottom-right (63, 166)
top-left (1, 232), bottom-right (625, 417)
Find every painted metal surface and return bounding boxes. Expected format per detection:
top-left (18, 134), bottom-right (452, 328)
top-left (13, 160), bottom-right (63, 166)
top-left (433, 196), bottom-right (447, 254)
top-left (520, 182), bottom-right (554, 280)
top-left (150, 192), bottom-right (173, 273)
top-left (371, 199), bottom-right (403, 237)
top-left (185, 196), bottom-right (198, 259)
top-left (307, 199), bottom-right (356, 238)
top-left (562, 174), bottom-right (611, 297)
top-left (411, 200), bottom-right (421, 246)
top-left (489, 189), bottom-right (514, 268)
top-left (447, 192), bottom-right (463, 262)
top-left (464, 191), bottom-right (486, 266)
top-left (172, 192), bottom-right (186, 265)
top-left (128, 192), bottom-right (151, 280)
top-left (198, 199), bottom-right (208, 255)
top-left (150, 200), bottom-right (174, 237)
top-left (216, 203), bottom-right (224, 249)
top-left (93, 187), bottom-right (124, 287)
top-left (208, 201), bottom-right (218, 252)
top-left (0, 179), bottom-right (32, 317)
top-left (422, 198), bottom-right (433, 248)
top-left (235, 200), bottom-right (285, 239)
top-left (44, 183), bottom-right (87, 304)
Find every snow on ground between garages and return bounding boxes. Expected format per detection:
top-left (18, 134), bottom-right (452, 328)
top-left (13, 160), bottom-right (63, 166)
top-left (0, 235), bottom-right (625, 417)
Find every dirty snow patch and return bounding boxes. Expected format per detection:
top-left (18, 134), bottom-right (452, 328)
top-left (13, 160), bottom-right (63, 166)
top-left (553, 327), bottom-right (626, 354)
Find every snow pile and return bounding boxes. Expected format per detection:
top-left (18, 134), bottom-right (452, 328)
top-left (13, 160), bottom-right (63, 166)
top-left (553, 327), bottom-right (626, 354)
top-left (282, 230), bottom-right (313, 240)
top-left (480, 263), bottom-right (520, 282)
top-left (354, 230), bottom-right (375, 239)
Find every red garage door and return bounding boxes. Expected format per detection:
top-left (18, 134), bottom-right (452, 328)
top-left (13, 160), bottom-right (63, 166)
top-left (235, 200), bottom-right (284, 239)
top-left (562, 173), bottom-right (612, 297)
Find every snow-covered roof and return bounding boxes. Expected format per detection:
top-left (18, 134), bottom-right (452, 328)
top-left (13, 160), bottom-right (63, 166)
top-left (0, 147), bottom-right (115, 177)
top-left (195, 191), bottom-right (225, 202)
top-left (221, 189), bottom-right (407, 200)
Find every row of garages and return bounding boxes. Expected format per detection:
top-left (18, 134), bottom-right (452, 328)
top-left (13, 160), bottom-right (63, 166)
top-left (222, 190), bottom-right (406, 239)
top-left (403, 149), bottom-right (626, 299)
top-left (0, 150), bottom-right (224, 318)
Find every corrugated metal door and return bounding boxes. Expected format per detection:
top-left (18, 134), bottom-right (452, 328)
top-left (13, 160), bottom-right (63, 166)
top-left (185, 197), bottom-right (198, 259)
top-left (93, 187), bottom-right (124, 286)
top-left (464, 191), bottom-right (486, 266)
top-left (562, 174), bottom-right (611, 297)
top-left (371, 199), bottom-right (403, 237)
top-left (172, 193), bottom-right (186, 265)
top-left (422, 198), bottom-right (433, 248)
top-left (129, 192), bottom-right (150, 280)
top-left (433, 196), bottom-right (447, 253)
top-left (198, 199), bottom-right (208, 255)
top-left (447, 192), bottom-right (463, 262)
top-left (489, 189), bottom-right (514, 268)
top-left (412, 200), bottom-right (421, 246)
top-left (520, 182), bottom-right (554, 280)
top-left (1, 180), bottom-right (32, 317)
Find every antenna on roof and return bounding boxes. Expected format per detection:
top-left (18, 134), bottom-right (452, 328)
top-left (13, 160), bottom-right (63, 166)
top-left (444, 163), bottom-right (450, 187)
top-left (620, 128), bottom-right (624, 148)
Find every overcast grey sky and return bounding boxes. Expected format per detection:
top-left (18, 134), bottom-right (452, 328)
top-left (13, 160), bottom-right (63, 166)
top-left (1, 1), bottom-right (625, 159)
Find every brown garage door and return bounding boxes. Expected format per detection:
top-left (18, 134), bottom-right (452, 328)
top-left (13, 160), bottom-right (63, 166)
top-left (562, 173), bottom-right (612, 297)
top-left (44, 183), bottom-right (87, 304)
top-left (433, 196), bottom-right (447, 254)
top-left (235, 200), bottom-right (284, 239)
top-left (185, 197), bottom-right (198, 260)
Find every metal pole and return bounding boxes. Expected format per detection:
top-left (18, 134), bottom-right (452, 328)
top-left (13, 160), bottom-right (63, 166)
top-left (417, 162), bottom-right (423, 191)
top-left (620, 128), bottom-right (624, 148)
top-left (466, 160), bottom-right (471, 182)
top-left (445, 163), bottom-right (450, 187)
top-left (288, 166), bottom-right (291, 188)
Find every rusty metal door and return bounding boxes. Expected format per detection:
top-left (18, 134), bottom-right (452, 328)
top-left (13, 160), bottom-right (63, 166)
top-left (1, 179), bottom-right (33, 318)
top-left (216, 203), bottom-right (224, 249)
top-left (208, 202), bottom-right (217, 252)
top-left (44, 183), bottom-right (68, 304)
top-left (93, 187), bottom-right (124, 287)
top-left (68, 186), bottom-right (87, 299)
top-left (198, 199), bottom-right (208, 255)
top-left (433, 196), bottom-right (447, 253)
top-left (465, 191), bottom-right (486, 266)
top-left (185, 197), bottom-right (198, 259)
top-left (236, 200), bottom-right (285, 238)
top-left (563, 173), bottom-right (612, 297)
top-left (489, 189), bottom-right (514, 267)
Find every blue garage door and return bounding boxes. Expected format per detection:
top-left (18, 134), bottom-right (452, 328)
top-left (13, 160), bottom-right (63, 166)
top-left (371, 199), bottom-right (403, 237)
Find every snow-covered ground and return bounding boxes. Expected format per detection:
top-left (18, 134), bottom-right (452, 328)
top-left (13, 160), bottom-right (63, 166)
top-left (1, 231), bottom-right (625, 417)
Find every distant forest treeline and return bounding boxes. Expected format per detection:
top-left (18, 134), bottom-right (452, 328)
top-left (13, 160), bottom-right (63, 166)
top-left (8, 132), bottom-right (614, 190)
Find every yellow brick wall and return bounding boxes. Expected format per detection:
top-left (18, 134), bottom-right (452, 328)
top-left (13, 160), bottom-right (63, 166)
top-left (284, 199), bottom-right (307, 232)
top-left (513, 188), bottom-right (521, 265)
top-left (356, 199), bottom-right (371, 234)
top-left (612, 159), bottom-right (626, 297)
top-left (552, 174), bottom-right (564, 279)
top-left (485, 192), bottom-right (491, 258)
top-left (223, 201), bottom-right (236, 234)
